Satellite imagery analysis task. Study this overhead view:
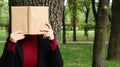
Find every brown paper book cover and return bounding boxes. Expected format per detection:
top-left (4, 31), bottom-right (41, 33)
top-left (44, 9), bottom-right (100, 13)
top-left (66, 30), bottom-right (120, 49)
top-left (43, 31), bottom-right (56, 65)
top-left (11, 6), bottom-right (49, 34)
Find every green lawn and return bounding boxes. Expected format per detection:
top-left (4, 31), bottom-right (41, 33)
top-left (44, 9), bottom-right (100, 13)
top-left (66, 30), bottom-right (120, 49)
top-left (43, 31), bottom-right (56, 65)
top-left (60, 31), bottom-right (95, 41)
top-left (0, 30), bottom-right (119, 67)
top-left (0, 30), bottom-right (95, 41)
top-left (0, 30), bottom-right (109, 41)
top-left (59, 44), bottom-right (120, 67)
top-left (0, 43), bottom-right (120, 67)
top-left (60, 44), bottom-right (93, 67)
top-left (0, 30), bottom-right (8, 41)
top-left (0, 43), bottom-right (4, 57)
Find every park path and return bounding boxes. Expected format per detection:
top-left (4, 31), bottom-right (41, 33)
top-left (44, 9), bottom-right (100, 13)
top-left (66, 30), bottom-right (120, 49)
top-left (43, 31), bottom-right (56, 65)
top-left (62, 41), bottom-right (94, 44)
top-left (0, 40), bottom-right (5, 43)
top-left (0, 40), bottom-right (94, 44)
top-left (0, 40), bottom-right (108, 44)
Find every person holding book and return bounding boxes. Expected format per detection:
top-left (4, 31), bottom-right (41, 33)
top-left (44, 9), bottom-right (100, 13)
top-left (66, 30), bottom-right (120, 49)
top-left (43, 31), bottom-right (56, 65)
top-left (0, 23), bottom-right (63, 67)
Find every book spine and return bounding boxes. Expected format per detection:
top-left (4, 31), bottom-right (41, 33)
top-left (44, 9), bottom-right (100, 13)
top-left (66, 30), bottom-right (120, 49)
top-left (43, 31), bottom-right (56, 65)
top-left (27, 6), bottom-right (30, 34)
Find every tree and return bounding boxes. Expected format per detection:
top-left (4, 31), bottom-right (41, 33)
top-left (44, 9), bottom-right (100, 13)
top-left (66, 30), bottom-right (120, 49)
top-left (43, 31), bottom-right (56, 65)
top-left (92, 0), bottom-right (109, 67)
top-left (107, 0), bottom-right (120, 60)
top-left (78, 0), bottom-right (91, 40)
top-left (8, 0), bottom-right (64, 41)
top-left (62, 4), bottom-right (66, 44)
top-left (68, 0), bottom-right (77, 41)
top-left (83, 0), bottom-right (90, 40)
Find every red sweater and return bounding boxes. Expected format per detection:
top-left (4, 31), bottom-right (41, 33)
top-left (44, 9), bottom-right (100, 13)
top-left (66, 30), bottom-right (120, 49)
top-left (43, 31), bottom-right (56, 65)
top-left (7, 35), bottom-right (57, 67)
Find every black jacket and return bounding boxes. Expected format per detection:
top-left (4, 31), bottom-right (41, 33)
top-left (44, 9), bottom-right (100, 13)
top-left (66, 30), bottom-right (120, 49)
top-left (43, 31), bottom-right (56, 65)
top-left (0, 35), bottom-right (63, 67)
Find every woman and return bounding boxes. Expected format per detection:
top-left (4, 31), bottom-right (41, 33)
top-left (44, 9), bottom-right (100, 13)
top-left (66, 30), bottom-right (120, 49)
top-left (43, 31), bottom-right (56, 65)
top-left (0, 23), bottom-right (63, 67)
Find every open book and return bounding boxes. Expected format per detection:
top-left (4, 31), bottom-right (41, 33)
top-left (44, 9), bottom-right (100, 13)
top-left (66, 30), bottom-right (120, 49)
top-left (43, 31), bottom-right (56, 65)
top-left (11, 6), bottom-right (49, 34)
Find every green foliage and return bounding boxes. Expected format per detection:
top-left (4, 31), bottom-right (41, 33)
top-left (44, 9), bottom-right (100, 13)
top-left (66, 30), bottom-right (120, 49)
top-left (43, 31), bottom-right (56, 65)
top-left (0, 1), bottom-right (9, 28)
top-left (65, 0), bottom-right (95, 31)
top-left (82, 22), bottom-right (95, 30)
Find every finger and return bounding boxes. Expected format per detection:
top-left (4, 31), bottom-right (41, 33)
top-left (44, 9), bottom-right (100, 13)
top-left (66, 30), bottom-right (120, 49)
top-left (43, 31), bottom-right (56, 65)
top-left (46, 23), bottom-right (52, 29)
top-left (43, 33), bottom-right (47, 38)
top-left (14, 31), bottom-right (24, 34)
top-left (43, 32), bottom-right (49, 39)
top-left (40, 29), bottom-right (50, 32)
top-left (16, 34), bottom-right (25, 40)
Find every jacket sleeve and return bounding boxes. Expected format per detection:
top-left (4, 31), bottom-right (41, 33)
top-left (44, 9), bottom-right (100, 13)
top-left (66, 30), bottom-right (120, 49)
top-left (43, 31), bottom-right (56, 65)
top-left (7, 40), bottom-right (17, 51)
top-left (49, 38), bottom-right (57, 51)
top-left (48, 45), bottom-right (64, 67)
top-left (0, 39), bottom-right (16, 67)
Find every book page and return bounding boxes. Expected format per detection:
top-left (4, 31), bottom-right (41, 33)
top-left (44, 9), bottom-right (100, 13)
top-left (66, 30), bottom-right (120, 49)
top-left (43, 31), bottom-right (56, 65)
top-left (11, 6), bottom-right (28, 34)
top-left (29, 6), bottom-right (49, 34)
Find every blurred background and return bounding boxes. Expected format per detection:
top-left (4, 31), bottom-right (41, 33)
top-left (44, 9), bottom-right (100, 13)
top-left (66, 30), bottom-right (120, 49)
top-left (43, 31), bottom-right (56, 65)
top-left (0, 0), bottom-right (120, 67)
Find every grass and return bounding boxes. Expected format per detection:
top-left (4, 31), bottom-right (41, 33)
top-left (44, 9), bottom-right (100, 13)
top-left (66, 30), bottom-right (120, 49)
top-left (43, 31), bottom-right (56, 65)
top-left (1, 30), bottom-right (109, 41)
top-left (60, 44), bottom-right (93, 67)
top-left (60, 31), bottom-right (95, 41)
top-left (0, 30), bottom-right (120, 67)
top-left (0, 30), bottom-right (95, 41)
top-left (0, 42), bottom-right (120, 67)
top-left (59, 44), bottom-right (120, 67)
top-left (0, 43), bottom-right (4, 57)
top-left (0, 29), bottom-right (8, 41)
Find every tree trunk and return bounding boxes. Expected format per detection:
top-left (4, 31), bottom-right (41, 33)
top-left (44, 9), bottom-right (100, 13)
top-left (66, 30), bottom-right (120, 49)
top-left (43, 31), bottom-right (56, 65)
top-left (107, 0), bottom-right (120, 60)
top-left (9, 0), bottom-right (64, 41)
top-left (68, 0), bottom-right (77, 41)
top-left (72, 0), bottom-right (77, 41)
top-left (62, 5), bottom-right (66, 44)
top-left (84, 8), bottom-right (90, 40)
top-left (92, 0), bottom-right (108, 67)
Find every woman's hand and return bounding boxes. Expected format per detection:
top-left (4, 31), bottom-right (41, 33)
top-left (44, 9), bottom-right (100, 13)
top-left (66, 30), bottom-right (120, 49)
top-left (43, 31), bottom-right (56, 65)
top-left (10, 31), bottom-right (25, 43)
top-left (40, 23), bottom-right (54, 40)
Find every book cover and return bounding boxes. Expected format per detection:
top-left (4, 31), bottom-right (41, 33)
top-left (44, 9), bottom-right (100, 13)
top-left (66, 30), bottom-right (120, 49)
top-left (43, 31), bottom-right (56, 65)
top-left (11, 6), bottom-right (49, 34)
